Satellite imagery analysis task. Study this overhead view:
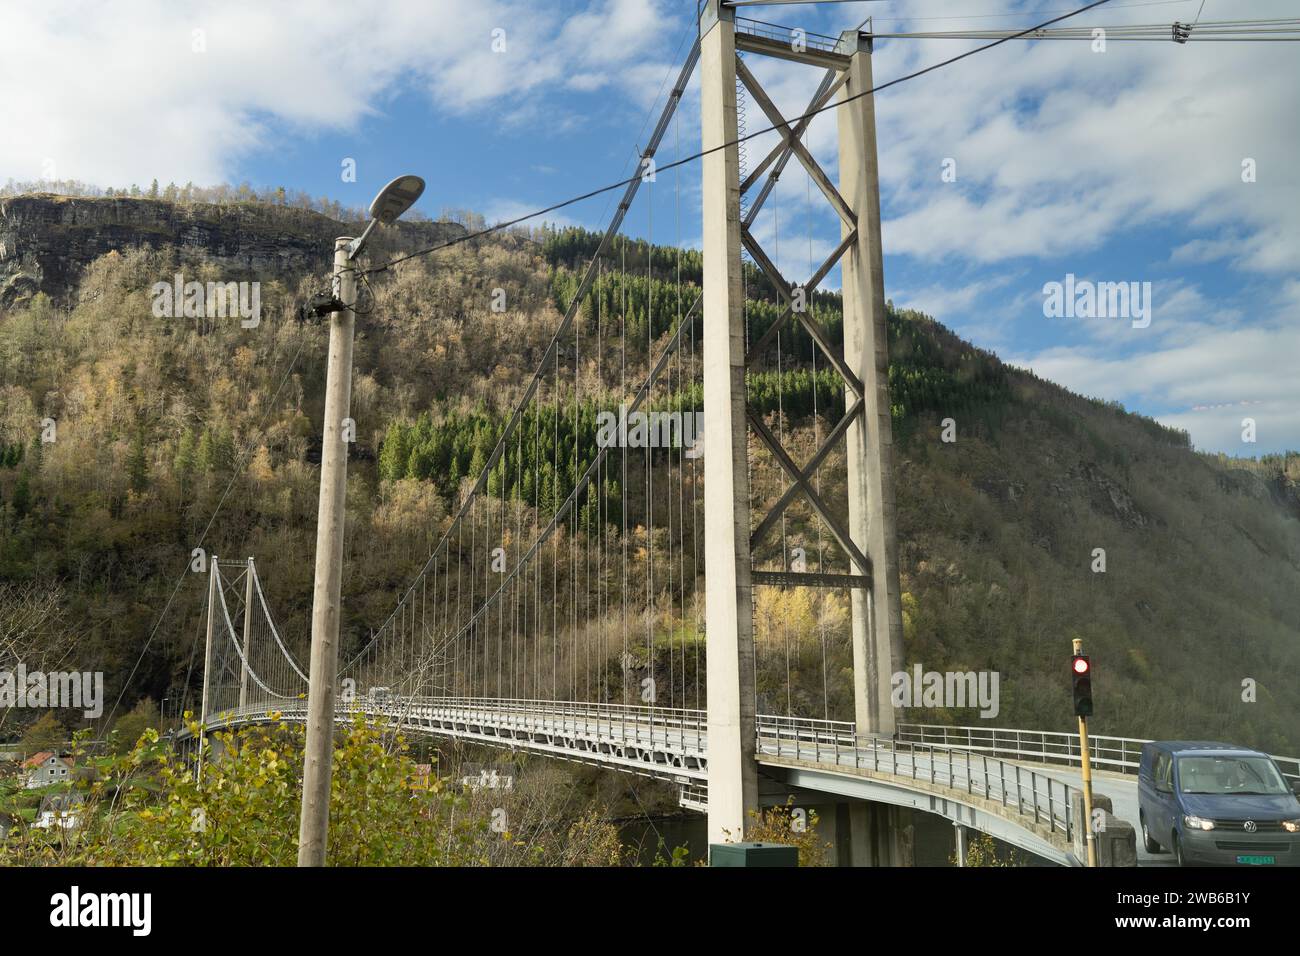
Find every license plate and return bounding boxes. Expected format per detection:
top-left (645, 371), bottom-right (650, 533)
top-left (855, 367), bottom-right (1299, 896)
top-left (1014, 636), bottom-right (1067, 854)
top-left (1236, 855), bottom-right (1275, 865)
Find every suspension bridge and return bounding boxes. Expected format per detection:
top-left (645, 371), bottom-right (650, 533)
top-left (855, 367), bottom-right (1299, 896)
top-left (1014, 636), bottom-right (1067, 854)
top-left (187, 555), bottom-right (1300, 867)
top-left (176, 3), bottom-right (1300, 867)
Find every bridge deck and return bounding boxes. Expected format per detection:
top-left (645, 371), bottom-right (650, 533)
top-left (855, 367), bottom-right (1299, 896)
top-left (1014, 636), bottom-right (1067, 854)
top-left (200, 696), bottom-right (1085, 863)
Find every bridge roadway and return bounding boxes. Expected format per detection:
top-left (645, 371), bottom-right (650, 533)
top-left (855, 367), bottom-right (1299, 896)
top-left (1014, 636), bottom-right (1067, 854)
top-left (200, 698), bottom-right (1300, 866)
top-left (203, 695), bottom-right (1097, 865)
top-left (1030, 763), bottom-right (1169, 866)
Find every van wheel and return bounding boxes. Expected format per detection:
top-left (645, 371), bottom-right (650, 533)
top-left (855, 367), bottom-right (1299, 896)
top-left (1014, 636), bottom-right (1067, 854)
top-left (1141, 813), bottom-right (1161, 853)
top-left (1172, 832), bottom-right (1185, 867)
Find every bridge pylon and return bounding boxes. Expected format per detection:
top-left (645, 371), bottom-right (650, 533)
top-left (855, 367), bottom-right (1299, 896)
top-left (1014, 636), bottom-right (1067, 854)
top-left (196, 556), bottom-right (310, 730)
top-left (699, 0), bottom-right (904, 846)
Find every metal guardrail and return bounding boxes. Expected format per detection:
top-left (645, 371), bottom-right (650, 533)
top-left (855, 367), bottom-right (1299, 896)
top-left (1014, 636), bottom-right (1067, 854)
top-left (736, 16), bottom-right (843, 53)
top-left (203, 701), bottom-right (1076, 840)
top-left (758, 715), bottom-right (1075, 840)
top-left (398, 697), bottom-right (707, 760)
top-left (204, 696), bottom-right (712, 776)
top-left (897, 723), bottom-right (1147, 773)
top-left (423, 696), bottom-right (705, 725)
top-left (204, 702), bottom-right (1074, 833)
top-left (897, 722), bottom-right (1300, 783)
top-left (205, 701), bottom-right (1300, 844)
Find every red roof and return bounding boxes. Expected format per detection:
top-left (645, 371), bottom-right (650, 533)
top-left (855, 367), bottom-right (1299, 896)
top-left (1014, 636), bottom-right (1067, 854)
top-left (20, 752), bottom-right (72, 770)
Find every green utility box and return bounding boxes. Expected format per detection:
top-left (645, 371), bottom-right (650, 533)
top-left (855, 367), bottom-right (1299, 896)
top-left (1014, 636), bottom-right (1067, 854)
top-left (709, 842), bottom-right (799, 867)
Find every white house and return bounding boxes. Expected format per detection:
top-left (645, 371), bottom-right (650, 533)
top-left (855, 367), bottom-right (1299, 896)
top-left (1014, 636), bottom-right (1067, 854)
top-left (21, 752), bottom-right (74, 789)
top-left (35, 792), bottom-right (84, 831)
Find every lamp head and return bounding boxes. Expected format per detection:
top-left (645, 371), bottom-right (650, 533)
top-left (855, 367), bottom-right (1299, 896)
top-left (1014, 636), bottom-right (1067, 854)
top-left (369, 174), bottom-right (425, 225)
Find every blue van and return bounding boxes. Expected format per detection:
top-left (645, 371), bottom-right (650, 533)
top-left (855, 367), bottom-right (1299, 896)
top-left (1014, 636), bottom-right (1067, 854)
top-left (1138, 741), bottom-right (1300, 866)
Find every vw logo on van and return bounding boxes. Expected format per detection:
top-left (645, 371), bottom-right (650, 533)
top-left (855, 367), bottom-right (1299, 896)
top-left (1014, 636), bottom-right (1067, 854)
top-left (1243, 820), bottom-right (1257, 832)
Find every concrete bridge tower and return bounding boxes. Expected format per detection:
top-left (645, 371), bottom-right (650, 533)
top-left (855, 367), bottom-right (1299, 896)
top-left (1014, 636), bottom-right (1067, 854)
top-left (699, 0), bottom-right (904, 847)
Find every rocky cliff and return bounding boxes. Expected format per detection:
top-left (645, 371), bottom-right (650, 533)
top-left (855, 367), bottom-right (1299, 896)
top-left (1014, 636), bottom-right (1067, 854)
top-left (0, 194), bottom-right (466, 308)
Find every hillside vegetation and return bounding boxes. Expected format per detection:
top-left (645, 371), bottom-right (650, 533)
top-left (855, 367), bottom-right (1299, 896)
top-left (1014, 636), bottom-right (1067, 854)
top-left (1, 199), bottom-right (1298, 755)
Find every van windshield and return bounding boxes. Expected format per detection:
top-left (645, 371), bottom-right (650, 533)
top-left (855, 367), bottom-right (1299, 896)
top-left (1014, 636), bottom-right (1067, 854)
top-left (1176, 755), bottom-right (1290, 795)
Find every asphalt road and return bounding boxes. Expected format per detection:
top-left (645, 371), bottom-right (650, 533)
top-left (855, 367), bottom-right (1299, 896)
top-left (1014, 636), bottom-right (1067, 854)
top-left (1031, 764), bottom-right (1177, 867)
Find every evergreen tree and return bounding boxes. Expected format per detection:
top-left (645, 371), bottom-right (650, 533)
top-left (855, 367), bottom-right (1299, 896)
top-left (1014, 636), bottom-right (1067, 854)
top-left (174, 429), bottom-right (196, 482)
top-left (378, 421), bottom-right (409, 481)
top-left (195, 429), bottom-right (214, 473)
top-left (468, 445), bottom-right (487, 481)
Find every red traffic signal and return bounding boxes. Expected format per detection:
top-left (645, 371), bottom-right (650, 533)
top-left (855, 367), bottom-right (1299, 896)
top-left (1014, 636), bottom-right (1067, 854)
top-left (1071, 654), bottom-right (1093, 717)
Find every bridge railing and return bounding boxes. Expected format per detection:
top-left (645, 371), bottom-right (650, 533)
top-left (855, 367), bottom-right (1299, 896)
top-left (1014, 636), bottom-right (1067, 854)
top-left (896, 723), bottom-right (1146, 773)
top-left (735, 16), bottom-right (843, 53)
top-left (344, 696), bottom-right (710, 765)
top-left (412, 696), bottom-right (706, 726)
top-left (401, 696), bottom-right (707, 752)
top-left (209, 695), bottom-right (708, 732)
top-left (1274, 755), bottom-right (1300, 783)
top-left (896, 723), bottom-right (1300, 784)
top-left (759, 717), bottom-right (1075, 840)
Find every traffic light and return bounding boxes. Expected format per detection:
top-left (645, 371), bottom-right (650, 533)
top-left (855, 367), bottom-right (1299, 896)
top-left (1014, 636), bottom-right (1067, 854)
top-left (1071, 654), bottom-right (1093, 717)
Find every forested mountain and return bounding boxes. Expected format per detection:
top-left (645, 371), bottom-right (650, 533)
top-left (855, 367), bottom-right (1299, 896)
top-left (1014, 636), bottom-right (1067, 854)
top-left (2, 196), bottom-right (1298, 755)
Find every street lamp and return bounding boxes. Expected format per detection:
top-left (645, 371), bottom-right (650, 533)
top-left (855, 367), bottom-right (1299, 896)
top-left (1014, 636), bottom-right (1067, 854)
top-left (297, 174), bottom-right (424, 868)
top-left (345, 174), bottom-right (426, 260)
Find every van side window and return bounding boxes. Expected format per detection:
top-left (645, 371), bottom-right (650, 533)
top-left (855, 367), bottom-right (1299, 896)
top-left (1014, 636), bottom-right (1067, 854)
top-left (1154, 754), bottom-right (1173, 792)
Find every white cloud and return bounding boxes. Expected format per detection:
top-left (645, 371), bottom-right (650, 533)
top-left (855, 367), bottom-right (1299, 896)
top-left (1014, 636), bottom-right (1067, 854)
top-left (0, 0), bottom-right (681, 187)
top-left (1008, 309), bottom-right (1300, 453)
top-left (892, 273), bottom-right (1018, 320)
top-left (4, 0), bottom-right (1295, 453)
top-left (482, 197), bottom-right (584, 232)
top-left (869, 7), bottom-right (1300, 273)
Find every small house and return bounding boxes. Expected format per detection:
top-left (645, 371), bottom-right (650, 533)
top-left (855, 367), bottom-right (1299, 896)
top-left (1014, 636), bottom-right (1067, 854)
top-left (21, 752), bottom-right (74, 789)
top-left (35, 792), bottom-right (85, 831)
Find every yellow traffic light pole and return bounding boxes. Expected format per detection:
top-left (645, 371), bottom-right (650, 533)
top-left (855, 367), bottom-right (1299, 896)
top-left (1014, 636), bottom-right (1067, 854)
top-left (1074, 637), bottom-right (1098, 867)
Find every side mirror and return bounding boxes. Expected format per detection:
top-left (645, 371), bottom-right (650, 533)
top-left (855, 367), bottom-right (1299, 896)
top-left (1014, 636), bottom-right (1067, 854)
top-left (1290, 779), bottom-right (1300, 797)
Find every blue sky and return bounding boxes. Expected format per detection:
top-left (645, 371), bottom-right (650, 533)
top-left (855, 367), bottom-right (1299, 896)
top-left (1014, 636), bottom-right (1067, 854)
top-left (3, 0), bottom-right (1297, 454)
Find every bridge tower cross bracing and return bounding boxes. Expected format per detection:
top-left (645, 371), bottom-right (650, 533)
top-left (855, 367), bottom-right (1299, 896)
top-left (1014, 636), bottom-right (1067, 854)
top-left (699, 0), bottom-right (904, 846)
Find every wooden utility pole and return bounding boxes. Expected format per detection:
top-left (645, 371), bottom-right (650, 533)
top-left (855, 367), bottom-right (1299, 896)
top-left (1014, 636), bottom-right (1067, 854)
top-left (297, 239), bottom-right (357, 867)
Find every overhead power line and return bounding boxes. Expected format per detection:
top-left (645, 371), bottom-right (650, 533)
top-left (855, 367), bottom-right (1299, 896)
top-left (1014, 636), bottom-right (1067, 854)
top-left (866, 0), bottom-right (1201, 24)
top-left (349, 0), bottom-right (1117, 675)
top-left (359, 0), bottom-right (1117, 279)
top-left (725, 0), bottom-right (887, 5)
top-left (872, 17), bottom-right (1300, 41)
